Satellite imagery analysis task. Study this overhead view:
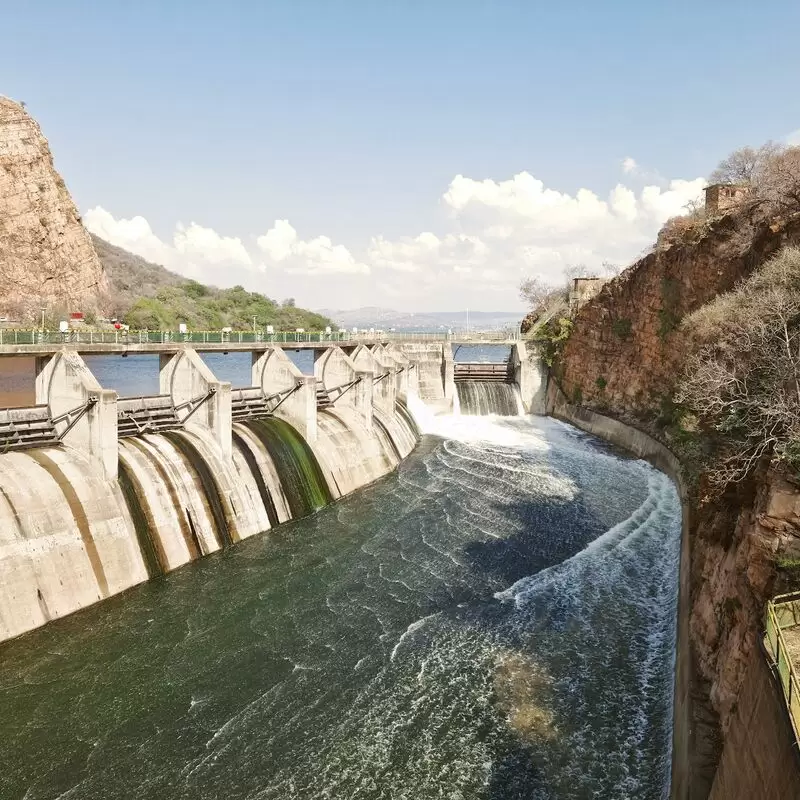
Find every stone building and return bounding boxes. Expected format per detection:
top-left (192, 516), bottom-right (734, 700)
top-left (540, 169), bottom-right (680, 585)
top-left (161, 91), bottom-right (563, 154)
top-left (569, 277), bottom-right (607, 317)
top-left (704, 183), bottom-right (751, 215)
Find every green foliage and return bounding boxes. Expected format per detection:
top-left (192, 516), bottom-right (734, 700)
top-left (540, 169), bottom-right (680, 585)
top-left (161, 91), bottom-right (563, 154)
top-left (121, 280), bottom-right (333, 331)
top-left (595, 376), bottom-right (607, 391)
top-left (92, 234), bottom-right (333, 332)
top-left (532, 317), bottom-right (573, 367)
top-left (611, 318), bottom-right (632, 339)
top-left (572, 386), bottom-right (583, 405)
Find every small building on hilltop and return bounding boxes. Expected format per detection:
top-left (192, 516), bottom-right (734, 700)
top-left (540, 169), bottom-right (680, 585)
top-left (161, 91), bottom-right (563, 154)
top-left (704, 183), bottom-right (751, 215)
top-left (569, 277), bottom-right (607, 317)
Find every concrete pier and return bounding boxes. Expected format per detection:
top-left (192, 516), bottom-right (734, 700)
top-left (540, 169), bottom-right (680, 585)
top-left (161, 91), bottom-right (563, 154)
top-left (160, 348), bottom-right (232, 462)
top-left (252, 347), bottom-right (317, 442)
top-left (314, 346), bottom-right (374, 428)
top-left (35, 350), bottom-right (118, 481)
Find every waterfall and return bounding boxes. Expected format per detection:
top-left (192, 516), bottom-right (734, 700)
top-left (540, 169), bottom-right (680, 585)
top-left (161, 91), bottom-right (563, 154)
top-left (455, 381), bottom-right (524, 416)
top-left (239, 418), bottom-right (333, 519)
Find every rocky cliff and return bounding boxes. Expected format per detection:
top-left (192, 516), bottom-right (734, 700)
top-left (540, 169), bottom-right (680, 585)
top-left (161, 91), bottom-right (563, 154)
top-left (558, 213), bottom-right (800, 414)
top-left (0, 96), bottom-right (106, 321)
top-left (552, 209), bottom-right (800, 798)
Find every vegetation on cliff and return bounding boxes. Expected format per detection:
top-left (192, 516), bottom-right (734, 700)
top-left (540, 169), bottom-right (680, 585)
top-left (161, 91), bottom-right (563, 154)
top-left (677, 247), bottom-right (800, 487)
top-left (94, 235), bottom-right (334, 331)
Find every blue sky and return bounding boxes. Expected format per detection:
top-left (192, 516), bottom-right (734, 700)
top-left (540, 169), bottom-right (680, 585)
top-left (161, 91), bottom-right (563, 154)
top-left (3, 1), bottom-right (799, 311)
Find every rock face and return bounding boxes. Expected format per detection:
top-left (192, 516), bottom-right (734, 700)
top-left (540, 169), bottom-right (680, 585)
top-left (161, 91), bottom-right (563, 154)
top-left (558, 213), bottom-right (800, 413)
top-left (0, 96), bottom-right (106, 321)
top-left (552, 210), bottom-right (800, 798)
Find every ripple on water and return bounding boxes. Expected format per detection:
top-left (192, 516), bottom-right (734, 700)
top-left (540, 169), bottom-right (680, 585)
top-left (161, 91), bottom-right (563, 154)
top-left (0, 415), bottom-right (680, 800)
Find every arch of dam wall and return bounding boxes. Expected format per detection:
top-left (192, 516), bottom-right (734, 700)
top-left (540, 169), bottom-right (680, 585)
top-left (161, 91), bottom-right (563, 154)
top-left (0, 344), bottom-right (430, 643)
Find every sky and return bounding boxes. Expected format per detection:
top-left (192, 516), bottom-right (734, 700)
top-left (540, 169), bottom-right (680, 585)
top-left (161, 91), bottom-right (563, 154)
top-left (3, 1), bottom-right (800, 312)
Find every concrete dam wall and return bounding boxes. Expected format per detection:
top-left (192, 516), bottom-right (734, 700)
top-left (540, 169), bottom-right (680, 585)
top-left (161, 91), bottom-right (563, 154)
top-left (0, 345), bottom-right (424, 643)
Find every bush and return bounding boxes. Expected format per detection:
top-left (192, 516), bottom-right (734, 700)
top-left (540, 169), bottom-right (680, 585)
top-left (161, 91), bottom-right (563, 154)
top-left (595, 376), bottom-right (607, 391)
top-left (677, 246), bottom-right (800, 486)
top-left (532, 317), bottom-right (573, 366)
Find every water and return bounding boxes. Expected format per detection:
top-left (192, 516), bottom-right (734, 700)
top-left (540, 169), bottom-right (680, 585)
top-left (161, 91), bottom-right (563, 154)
top-left (82, 352), bottom-right (316, 399)
top-left (0, 415), bottom-right (681, 800)
top-left (452, 344), bottom-right (511, 363)
top-left (457, 381), bottom-right (524, 416)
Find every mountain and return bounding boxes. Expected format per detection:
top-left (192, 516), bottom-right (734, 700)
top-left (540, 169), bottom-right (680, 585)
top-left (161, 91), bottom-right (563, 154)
top-left (94, 235), bottom-right (333, 331)
top-left (318, 306), bottom-right (523, 331)
top-left (0, 96), bottom-right (106, 322)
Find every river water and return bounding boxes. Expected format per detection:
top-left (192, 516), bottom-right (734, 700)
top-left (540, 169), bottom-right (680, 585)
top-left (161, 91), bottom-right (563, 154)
top-left (0, 411), bottom-right (681, 800)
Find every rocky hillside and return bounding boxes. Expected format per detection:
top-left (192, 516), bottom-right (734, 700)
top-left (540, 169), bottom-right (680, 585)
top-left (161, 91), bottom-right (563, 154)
top-left (93, 235), bottom-right (333, 331)
top-left (0, 96), bottom-right (106, 321)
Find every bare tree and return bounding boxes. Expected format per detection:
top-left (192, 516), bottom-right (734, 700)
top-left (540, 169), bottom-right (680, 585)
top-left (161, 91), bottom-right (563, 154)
top-left (677, 246), bottom-right (800, 486)
top-left (709, 142), bottom-right (785, 185)
top-left (757, 146), bottom-right (800, 212)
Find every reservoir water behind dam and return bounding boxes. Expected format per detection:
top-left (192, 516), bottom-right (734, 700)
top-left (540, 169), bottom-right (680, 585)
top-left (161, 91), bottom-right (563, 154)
top-left (0, 357), bottom-right (681, 800)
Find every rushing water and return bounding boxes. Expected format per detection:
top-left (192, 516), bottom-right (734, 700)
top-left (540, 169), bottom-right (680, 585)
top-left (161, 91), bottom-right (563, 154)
top-left (457, 381), bottom-right (524, 416)
top-left (0, 414), bottom-right (681, 800)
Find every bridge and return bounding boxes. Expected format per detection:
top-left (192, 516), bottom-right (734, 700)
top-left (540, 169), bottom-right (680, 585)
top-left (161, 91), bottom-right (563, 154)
top-left (0, 329), bottom-right (519, 356)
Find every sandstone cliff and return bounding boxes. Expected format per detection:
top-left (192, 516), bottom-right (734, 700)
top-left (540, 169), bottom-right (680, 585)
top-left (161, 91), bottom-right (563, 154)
top-left (0, 96), bottom-right (106, 321)
top-left (550, 210), bottom-right (800, 798)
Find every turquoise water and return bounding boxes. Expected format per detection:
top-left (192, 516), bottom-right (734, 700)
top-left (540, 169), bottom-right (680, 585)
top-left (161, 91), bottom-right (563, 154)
top-left (0, 416), bottom-right (681, 799)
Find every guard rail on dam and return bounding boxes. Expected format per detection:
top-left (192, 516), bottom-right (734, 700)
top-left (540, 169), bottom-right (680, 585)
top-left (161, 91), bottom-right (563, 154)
top-left (0, 340), bottom-right (544, 643)
top-left (0, 328), bottom-right (519, 355)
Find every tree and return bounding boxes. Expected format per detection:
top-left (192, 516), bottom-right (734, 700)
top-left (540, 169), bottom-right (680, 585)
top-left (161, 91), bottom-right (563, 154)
top-left (757, 146), bottom-right (800, 213)
top-left (708, 142), bottom-right (784, 186)
top-left (677, 246), bottom-right (800, 487)
top-left (282, 297), bottom-right (296, 308)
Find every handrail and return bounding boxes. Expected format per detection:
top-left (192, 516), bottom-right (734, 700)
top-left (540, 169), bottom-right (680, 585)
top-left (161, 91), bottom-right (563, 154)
top-left (764, 596), bottom-right (800, 747)
top-left (0, 328), bottom-right (520, 346)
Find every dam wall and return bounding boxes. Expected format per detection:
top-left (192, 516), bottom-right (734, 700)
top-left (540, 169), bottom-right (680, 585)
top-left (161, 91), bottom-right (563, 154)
top-left (0, 346), bottom-right (421, 643)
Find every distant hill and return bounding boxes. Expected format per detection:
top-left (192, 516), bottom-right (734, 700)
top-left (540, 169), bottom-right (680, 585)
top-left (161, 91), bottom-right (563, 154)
top-left (319, 306), bottom-right (523, 331)
top-left (93, 235), bottom-right (333, 331)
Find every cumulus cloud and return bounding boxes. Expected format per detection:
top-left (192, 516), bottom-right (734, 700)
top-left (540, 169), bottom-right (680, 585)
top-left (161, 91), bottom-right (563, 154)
top-left (256, 220), bottom-right (369, 275)
top-left (787, 129), bottom-right (800, 146)
top-left (84, 207), bottom-right (253, 279)
top-left (85, 165), bottom-right (706, 310)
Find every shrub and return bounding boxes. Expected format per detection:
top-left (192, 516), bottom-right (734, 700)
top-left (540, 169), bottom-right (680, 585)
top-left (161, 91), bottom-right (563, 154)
top-left (595, 376), bottom-right (607, 391)
top-left (677, 246), bottom-right (800, 486)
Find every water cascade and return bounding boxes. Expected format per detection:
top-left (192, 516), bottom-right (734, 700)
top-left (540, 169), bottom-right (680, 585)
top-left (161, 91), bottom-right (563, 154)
top-left (238, 417), bottom-right (333, 519)
top-left (456, 380), bottom-right (524, 416)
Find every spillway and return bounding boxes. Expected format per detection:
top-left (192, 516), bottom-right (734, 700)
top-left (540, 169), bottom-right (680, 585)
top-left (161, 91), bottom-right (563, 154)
top-left (456, 380), bottom-right (524, 416)
top-left (0, 414), bottom-right (681, 799)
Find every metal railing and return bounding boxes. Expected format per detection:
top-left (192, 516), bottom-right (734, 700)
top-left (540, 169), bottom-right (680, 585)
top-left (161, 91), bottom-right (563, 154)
top-left (764, 592), bottom-right (800, 746)
top-left (0, 329), bottom-right (520, 346)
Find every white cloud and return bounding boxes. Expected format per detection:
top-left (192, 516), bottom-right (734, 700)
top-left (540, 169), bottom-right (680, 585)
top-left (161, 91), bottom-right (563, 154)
top-left (787, 129), bottom-right (800, 146)
top-left (84, 207), bottom-right (253, 279)
top-left (622, 156), bottom-right (638, 174)
top-left (256, 220), bottom-right (369, 275)
top-left (85, 166), bottom-right (706, 311)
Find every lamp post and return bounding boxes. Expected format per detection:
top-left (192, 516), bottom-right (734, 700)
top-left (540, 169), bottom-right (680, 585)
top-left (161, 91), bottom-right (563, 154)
top-left (252, 316), bottom-right (257, 334)
top-left (40, 307), bottom-right (46, 331)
